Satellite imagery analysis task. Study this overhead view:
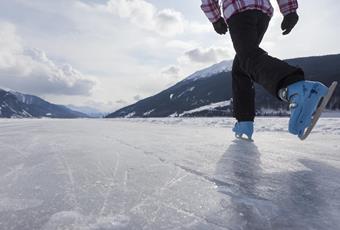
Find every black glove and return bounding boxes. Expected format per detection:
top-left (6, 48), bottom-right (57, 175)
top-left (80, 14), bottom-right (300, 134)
top-left (213, 17), bottom-right (228, 35)
top-left (281, 12), bottom-right (299, 35)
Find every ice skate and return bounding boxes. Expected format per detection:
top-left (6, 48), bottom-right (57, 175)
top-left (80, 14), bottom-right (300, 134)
top-left (232, 121), bottom-right (254, 142)
top-left (281, 80), bottom-right (338, 140)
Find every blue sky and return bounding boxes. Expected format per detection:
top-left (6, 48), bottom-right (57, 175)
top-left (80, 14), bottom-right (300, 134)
top-left (0, 0), bottom-right (339, 112)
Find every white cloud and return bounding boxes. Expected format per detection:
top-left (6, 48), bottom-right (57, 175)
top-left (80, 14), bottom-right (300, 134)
top-left (165, 40), bottom-right (197, 50)
top-left (116, 99), bottom-right (127, 104)
top-left (0, 22), bottom-right (23, 70)
top-left (161, 66), bottom-right (181, 78)
top-left (186, 21), bottom-right (212, 34)
top-left (133, 95), bottom-right (142, 101)
top-left (0, 22), bottom-right (96, 96)
top-left (155, 9), bottom-right (184, 36)
top-left (88, 0), bottom-right (184, 37)
top-left (183, 47), bottom-right (233, 64)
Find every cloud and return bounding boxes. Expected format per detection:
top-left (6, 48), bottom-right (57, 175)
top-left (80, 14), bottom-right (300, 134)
top-left (0, 22), bottom-right (22, 69)
top-left (186, 21), bottom-right (212, 34)
top-left (83, 0), bottom-right (184, 37)
top-left (0, 21), bottom-right (96, 96)
top-left (133, 95), bottom-right (142, 101)
top-left (154, 9), bottom-right (184, 36)
top-left (161, 66), bottom-right (181, 78)
top-left (183, 47), bottom-right (233, 64)
top-left (116, 99), bottom-right (127, 104)
top-left (165, 40), bottom-right (197, 50)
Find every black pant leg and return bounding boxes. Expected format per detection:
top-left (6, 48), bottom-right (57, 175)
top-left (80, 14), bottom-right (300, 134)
top-left (231, 10), bottom-right (269, 122)
top-left (232, 56), bottom-right (255, 121)
top-left (227, 10), bottom-right (304, 97)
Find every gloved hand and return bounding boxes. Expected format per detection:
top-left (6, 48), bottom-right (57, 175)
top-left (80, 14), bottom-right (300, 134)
top-left (213, 17), bottom-right (228, 35)
top-left (281, 12), bottom-right (299, 35)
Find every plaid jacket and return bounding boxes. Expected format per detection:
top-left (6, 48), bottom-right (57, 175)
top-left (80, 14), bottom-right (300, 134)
top-left (201, 0), bottom-right (298, 23)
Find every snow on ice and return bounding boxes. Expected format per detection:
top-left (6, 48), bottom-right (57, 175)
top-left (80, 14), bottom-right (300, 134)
top-left (0, 118), bottom-right (340, 229)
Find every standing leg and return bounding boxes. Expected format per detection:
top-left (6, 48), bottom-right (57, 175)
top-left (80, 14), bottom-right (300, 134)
top-left (232, 55), bottom-right (255, 121)
top-left (231, 10), bottom-right (270, 122)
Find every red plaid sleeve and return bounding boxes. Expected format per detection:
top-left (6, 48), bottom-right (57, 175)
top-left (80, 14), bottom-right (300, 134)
top-left (201, 0), bottom-right (221, 23)
top-left (276, 0), bottom-right (298, 15)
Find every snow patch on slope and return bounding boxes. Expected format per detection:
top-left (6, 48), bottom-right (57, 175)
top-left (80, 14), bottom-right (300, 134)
top-left (10, 91), bottom-right (34, 104)
top-left (179, 100), bottom-right (231, 117)
top-left (125, 112), bottom-right (136, 118)
top-left (176, 86), bottom-right (195, 98)
top-left (143, 109), bottom-right (155, 116)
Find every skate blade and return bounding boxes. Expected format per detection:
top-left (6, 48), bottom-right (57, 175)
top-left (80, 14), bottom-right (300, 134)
top-left (235, 134), bottom-right (254, 142)
top-left (299, 81), bottom-right (338, 140)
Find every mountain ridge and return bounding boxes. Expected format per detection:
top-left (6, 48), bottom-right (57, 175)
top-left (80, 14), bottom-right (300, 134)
top-left (0, 89), bottom-right (89, 118)
top-left (106, 53), bottom-right (340, 118)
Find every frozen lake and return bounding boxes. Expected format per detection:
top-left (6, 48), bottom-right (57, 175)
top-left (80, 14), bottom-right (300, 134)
top-left (0, 118), bottom-right (339, 229)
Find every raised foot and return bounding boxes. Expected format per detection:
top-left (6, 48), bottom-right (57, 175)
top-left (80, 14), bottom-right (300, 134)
top-left (299, 81), bottom-right (338, 140)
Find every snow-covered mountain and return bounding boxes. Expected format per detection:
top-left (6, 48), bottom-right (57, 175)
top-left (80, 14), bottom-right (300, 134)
top-left (106, 54), bottom-right (340, 118)
top-left (185, 60), bottom-right (233, 81)
top-left (0, 89), bottom-right (88, 118)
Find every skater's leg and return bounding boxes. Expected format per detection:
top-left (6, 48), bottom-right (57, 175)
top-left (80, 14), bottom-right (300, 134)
top-left (232, 55), bottom-right (255, 122)
top-left (227, 10), bottom-right (304, 97)
top-left (231, 9), bottom-right (272, 122)
top-left (231, 11), bottom-right (269, 138)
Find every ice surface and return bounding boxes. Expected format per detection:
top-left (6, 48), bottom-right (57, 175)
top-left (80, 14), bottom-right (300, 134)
top-left (0, 118), bottom-right (340, 229)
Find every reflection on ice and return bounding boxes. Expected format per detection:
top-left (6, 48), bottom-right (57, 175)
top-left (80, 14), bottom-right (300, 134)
top-left (212, 140), bottom-right (340, 229)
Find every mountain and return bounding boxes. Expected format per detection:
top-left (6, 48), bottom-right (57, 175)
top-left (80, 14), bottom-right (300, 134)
top-left (67, 105), bottom-right (106, 118)
top-left (0, 89), bottom-right (89, 118)
top-left (185, 60), bottom-right (233, 81)
top-left (106, 54), bottom-right (340, 118)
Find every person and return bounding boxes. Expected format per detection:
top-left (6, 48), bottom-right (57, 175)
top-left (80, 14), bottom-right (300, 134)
top-left (200, 0), bottom-right (330, 140)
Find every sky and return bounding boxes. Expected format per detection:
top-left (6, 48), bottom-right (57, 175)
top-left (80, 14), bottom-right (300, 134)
top-left (0, 0), bottom-right (339, 113)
